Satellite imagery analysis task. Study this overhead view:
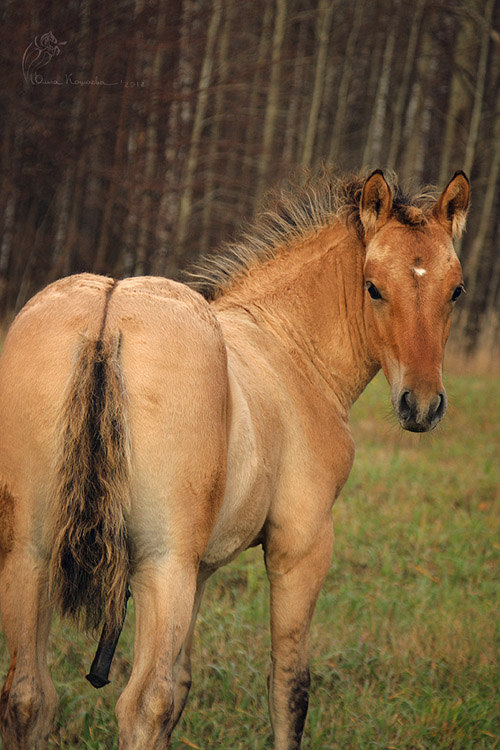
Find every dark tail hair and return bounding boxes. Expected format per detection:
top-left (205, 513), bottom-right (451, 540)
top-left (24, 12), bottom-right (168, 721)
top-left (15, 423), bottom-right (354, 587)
top-left (48, 333), bottom-right (131, 633)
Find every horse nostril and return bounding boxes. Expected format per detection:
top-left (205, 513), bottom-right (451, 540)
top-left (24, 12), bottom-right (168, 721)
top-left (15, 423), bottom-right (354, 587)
top-left (398, 389), bottom-right (413, 420)
top-left (430, 391), bottom-right (447, 422)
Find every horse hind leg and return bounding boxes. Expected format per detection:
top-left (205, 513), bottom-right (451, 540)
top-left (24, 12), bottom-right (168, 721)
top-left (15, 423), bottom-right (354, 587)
top-left (171, 576), bottom-right (207, 730)
top-left (115, 556), bottom-right (199, 749)
top-left (0, 548), bottom-right (56, 749)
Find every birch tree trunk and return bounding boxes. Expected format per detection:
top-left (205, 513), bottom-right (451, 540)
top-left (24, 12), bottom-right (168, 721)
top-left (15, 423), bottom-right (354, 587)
top-left (465, 99), bottom-right (500, 298)
top-left (301, 0), bottom-right (335, 168)
top-left (255, 0), bottom-right (287, 206)
top-left (50, 2), bottom-right (90, 278)
top-left (120, 127), bottom-right (141, 277)
top-left (386, 0), bottom-right (425, 170)
top-left (133, 5), bottom-right (168, 276)
top-left (237, 2), bottom-right (273, 219)
top-left (0, 193), bottom-right (15, 279)
top-left (0, 121), bottom-right (19, 309)
top-left (463, 0), bottom-right (495, 177)
top-left (94, 50), bottom-right (135, 272)
top-left (358, 26), bottom-right (385, 168)
top-left (153, 0), bottom-right (195, 277)
top-left (282, 19), bottom-right (307, 165)
top-left (51, 99), bottom-right (83, 274)
top-left (327, 0), bottom-right (364, 164)
top-left (362, 2), bottom-right (398, 169)
top-left (121, 0), bottom-right (148, 277)
top-left (199, 0), bottom-right (233, 255)
top-left (175, 1), bottom-right (222, 250)
top-left (243, 4), bottom-right (273, 162)
top-left (400, 29), bottom-right (433, 183)
top-left (454, 0), bottom-right (495, 259)
top-left (438, 15), bottom-right (474, 186)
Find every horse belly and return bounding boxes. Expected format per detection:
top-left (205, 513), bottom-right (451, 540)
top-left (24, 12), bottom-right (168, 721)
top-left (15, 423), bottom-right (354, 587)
top-left (201, 465), bottom-right (268, 569)
top-left (201, 369), bottom-right (276, 569)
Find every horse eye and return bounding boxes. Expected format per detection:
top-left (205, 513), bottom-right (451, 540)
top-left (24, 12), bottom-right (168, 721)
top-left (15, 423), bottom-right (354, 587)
top-left (451, 285), bottom-right (464, 302)
top-left (365, 281), bottom-right (382, 300)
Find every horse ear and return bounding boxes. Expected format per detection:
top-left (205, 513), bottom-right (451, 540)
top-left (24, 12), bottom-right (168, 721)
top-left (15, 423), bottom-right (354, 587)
top-left (432, 171), bottom-right (470, 238)
top-left (360, 169), bottom-right (393, 237)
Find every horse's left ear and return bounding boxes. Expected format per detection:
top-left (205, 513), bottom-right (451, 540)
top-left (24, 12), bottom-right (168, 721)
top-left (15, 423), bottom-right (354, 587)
top-left (432, 171), bottom-right (470, 239)
top-left (360, 169), bottom-right (393, 238)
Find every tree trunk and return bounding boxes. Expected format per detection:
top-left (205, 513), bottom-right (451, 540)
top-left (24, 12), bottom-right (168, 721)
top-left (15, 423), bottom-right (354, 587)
top-left (94, 52), bottom-right (135, 273)
top-left (255, 0), bottom-right (287, 205)
top-left (438, 13), bottom-right (474, 186)
top-left (362, 1), bottom-right (398, 169)
top-left (463, 0), bottom-right (495, 177)
top-left (120, 126), bottom-right (141, 277)
top-left (282, 19), bottom-right (307, 165)
top-left (400, 29), bottom-right (433, 184)
top-left (51, 100), bottom-right (83, 274)
top-left (57, 2), bottom-right (92, 277)
top-left (121, 0), bottom-right (149, 277)
top-left (0, 120), bottom-right (18, 310)
top-left (199, 0), bottom-right (233, 255)
top-left (133, 5), bottom-right (169, 276)
top-left (175, 1), bottom-right (222, 250)
top-left (358, 25), bottom-right (385, 169)
top-left (465, 97), bottom-right (500, 299)
top-left (153, 0), bottom-right (195, 277)
top-left (386, 0), bottom-right (425, 170)
top-left (301, 0), bottom-right (335, 168)
top-left (242, 4), bottom-right (273, 174)
top-left (327, 0), bottom-right (364, 164)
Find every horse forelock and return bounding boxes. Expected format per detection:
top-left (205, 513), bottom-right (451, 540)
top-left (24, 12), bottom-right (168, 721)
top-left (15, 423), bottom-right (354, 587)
top-left (188, 170), bottom-right (438, 301)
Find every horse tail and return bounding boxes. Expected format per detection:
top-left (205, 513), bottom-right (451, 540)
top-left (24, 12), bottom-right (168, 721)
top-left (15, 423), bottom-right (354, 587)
top-left (48, 331), bottom-right (131, 633)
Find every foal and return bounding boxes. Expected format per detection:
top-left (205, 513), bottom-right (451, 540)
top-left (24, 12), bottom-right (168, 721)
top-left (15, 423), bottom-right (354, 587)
top-left (0, 169), bottom-right (469, 748)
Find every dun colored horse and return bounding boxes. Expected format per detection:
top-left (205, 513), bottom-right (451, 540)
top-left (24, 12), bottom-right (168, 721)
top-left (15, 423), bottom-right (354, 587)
top-left (0, 169), bottom-right (469, 748)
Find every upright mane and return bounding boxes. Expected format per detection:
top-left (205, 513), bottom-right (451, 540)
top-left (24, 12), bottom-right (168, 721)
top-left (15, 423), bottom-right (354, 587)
top-left (189, 170), bottom-right (437, 301)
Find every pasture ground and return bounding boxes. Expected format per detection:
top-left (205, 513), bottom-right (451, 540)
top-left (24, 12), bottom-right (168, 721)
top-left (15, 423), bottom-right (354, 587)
top-left (0, 371), bottom-right (498, 748)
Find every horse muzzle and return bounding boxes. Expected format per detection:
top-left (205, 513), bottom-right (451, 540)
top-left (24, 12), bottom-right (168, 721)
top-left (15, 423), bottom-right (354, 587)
top-left (393, 387), bottom-right (447, 432)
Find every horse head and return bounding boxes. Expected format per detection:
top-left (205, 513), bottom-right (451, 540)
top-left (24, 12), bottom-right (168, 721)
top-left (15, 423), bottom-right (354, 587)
top-left (361, 169), bottom-right (470, 432)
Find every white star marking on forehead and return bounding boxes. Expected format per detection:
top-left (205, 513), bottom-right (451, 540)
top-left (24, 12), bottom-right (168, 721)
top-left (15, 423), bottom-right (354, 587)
top-left (412, 267), bottom-right (426, 276)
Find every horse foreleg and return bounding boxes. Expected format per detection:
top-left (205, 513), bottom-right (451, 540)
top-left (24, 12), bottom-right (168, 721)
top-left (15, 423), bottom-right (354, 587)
top-left (115, 556), bottom-right (198, 749)
top-left (265, 520), bottom-right (334, 750)
top-left (0, 550), bottom-right (56, 749)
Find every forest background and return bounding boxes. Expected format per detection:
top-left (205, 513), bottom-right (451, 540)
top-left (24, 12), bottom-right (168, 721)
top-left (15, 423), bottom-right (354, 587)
top-left (0, 2), bottom-right (499, 747)
top-left (1, 0), bottom-right (499, 360)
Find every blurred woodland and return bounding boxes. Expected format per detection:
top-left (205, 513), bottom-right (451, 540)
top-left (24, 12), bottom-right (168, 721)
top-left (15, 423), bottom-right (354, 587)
top-left (1, 0), bottom-right (499, 354)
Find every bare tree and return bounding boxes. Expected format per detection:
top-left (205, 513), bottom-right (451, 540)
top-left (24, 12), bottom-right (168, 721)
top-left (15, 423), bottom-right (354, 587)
top-left (175, 1), bottom-right (222, 251)
top-left (301, 0), bottom-right (335, 168)
top-left (463, 0), bottom-right (495, 177)
top-left (386, 0), bottom-right (426, 170)
top-left (255, 0), bottom-right (287, 205)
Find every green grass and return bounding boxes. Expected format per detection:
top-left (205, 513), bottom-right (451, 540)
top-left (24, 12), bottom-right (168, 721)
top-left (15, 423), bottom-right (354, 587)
top-left (1, 372), bottom-right (499, 748)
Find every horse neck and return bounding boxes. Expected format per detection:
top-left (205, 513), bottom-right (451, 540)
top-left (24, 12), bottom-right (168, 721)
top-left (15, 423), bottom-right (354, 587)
top-left (214, 222), bottom-right (379, 414)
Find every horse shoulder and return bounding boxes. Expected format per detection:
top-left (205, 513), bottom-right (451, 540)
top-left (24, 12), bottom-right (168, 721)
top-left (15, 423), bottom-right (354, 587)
top-left (264, 385), bottom-right (355, 574)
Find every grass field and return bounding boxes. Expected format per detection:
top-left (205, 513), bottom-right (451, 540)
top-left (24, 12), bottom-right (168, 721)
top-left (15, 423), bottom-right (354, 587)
top-left (0, 371), bottom-right (498, 749)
